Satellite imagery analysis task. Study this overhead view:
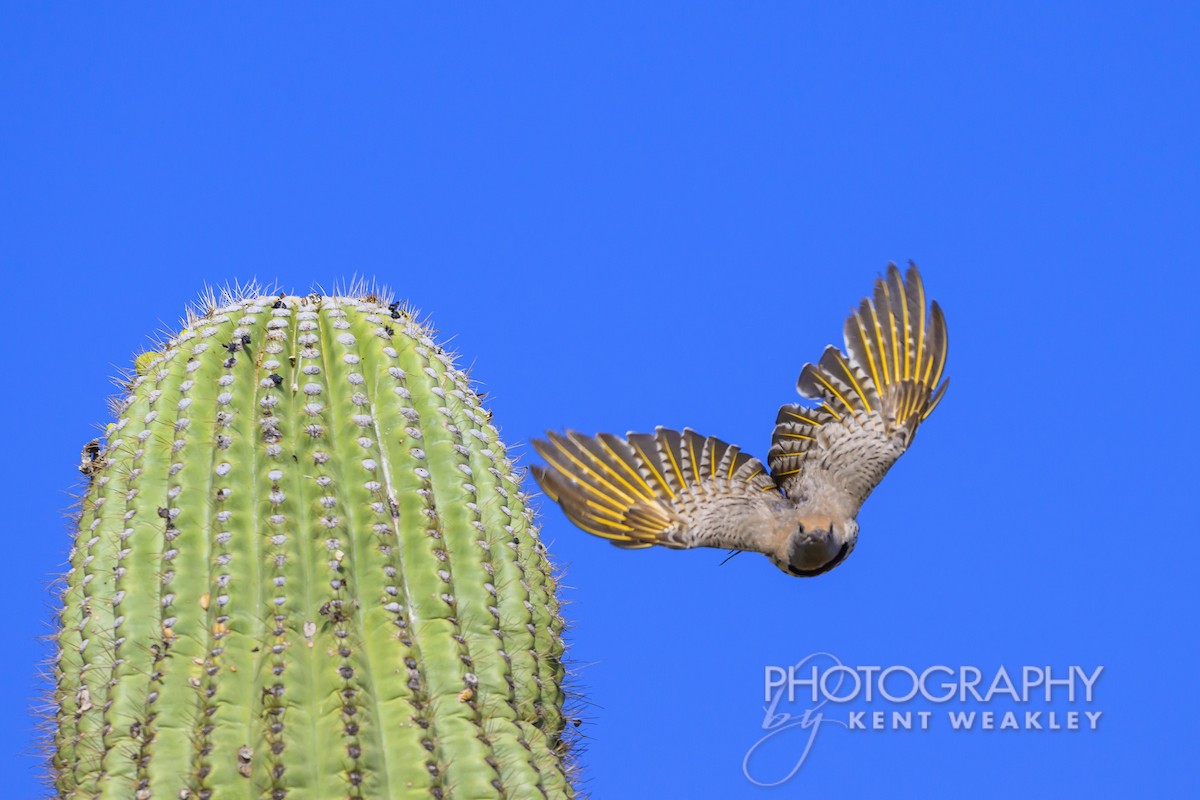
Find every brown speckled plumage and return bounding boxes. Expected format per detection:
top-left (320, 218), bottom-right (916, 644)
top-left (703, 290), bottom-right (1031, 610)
top-left (532, 263), bottom-right (948, 577)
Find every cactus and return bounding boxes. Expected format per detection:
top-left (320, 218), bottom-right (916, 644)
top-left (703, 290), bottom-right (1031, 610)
top-left (52, 287), bottom-right (571, 799)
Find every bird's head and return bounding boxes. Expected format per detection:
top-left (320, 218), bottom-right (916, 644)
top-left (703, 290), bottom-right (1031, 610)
top-left (769, 515), bottom-right (859, 577)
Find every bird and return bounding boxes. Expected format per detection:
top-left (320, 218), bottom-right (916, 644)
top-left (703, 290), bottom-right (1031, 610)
top-left (530, 263), bottom-right (948, 577)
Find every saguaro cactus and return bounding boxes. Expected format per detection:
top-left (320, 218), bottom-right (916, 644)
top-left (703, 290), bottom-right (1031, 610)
top-left (52, 288), bottom-right (570, 799)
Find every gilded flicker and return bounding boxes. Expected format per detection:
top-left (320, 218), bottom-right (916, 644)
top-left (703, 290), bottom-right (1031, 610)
top-left (531, 263), bottom-right (949, 577)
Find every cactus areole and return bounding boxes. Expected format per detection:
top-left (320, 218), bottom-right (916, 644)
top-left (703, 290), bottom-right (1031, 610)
top-left (54, 290), bottom-right (571, 799)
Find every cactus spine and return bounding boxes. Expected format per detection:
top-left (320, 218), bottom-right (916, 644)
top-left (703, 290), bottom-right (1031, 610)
top-left (53, 289), bottom-right (571, 799)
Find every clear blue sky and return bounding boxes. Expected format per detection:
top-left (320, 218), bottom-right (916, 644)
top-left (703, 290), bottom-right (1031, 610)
top-left (3, 4), bottom-right (1196, 798)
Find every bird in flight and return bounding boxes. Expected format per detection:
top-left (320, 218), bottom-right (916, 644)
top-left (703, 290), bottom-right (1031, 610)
top-left (531, 263), bottom-right (949, 577)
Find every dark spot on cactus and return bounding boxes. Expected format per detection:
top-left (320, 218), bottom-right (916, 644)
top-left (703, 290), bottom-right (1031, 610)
top-left (269, 373), bottom-right (283, 387)
top-left (272, 295), bottom-right (286, 309)
top-left (223, 341), bottom-right (240, 354)
top-left (79, 439), bottom-right (105, 475)
top-left (242, 333), bottom-right (252, 345)
top-left (224, 356), bottom-right (237, 368)
top-left (156, 507), bottom-right (169, 519)
top-left (384, 325), bottom-right (394, 336)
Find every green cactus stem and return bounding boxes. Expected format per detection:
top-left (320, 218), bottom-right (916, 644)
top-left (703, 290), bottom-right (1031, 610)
top-left (53, 288), bottom-right (571, 799)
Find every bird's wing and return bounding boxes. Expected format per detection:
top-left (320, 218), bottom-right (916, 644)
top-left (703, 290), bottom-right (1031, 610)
top-left (769, 263), bottom-right (948, 514)
top-left (531, 427), bottom-right (782, 552)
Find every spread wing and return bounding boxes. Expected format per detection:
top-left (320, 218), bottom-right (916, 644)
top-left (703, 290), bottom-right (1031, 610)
top-left (531, 427), bottom-right (782, 552)
top-left (769, 263), bottom-right (948, 515)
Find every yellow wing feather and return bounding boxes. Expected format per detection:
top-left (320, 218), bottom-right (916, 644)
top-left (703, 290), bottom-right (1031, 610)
top-left (770, 263), bottom-right (949, 508)
top-left (532, 427), bottom-right (778, 550)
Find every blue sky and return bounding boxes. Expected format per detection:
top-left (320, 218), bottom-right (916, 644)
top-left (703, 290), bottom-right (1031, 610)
top-left (3, 4), bottom-right (1196, 797)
